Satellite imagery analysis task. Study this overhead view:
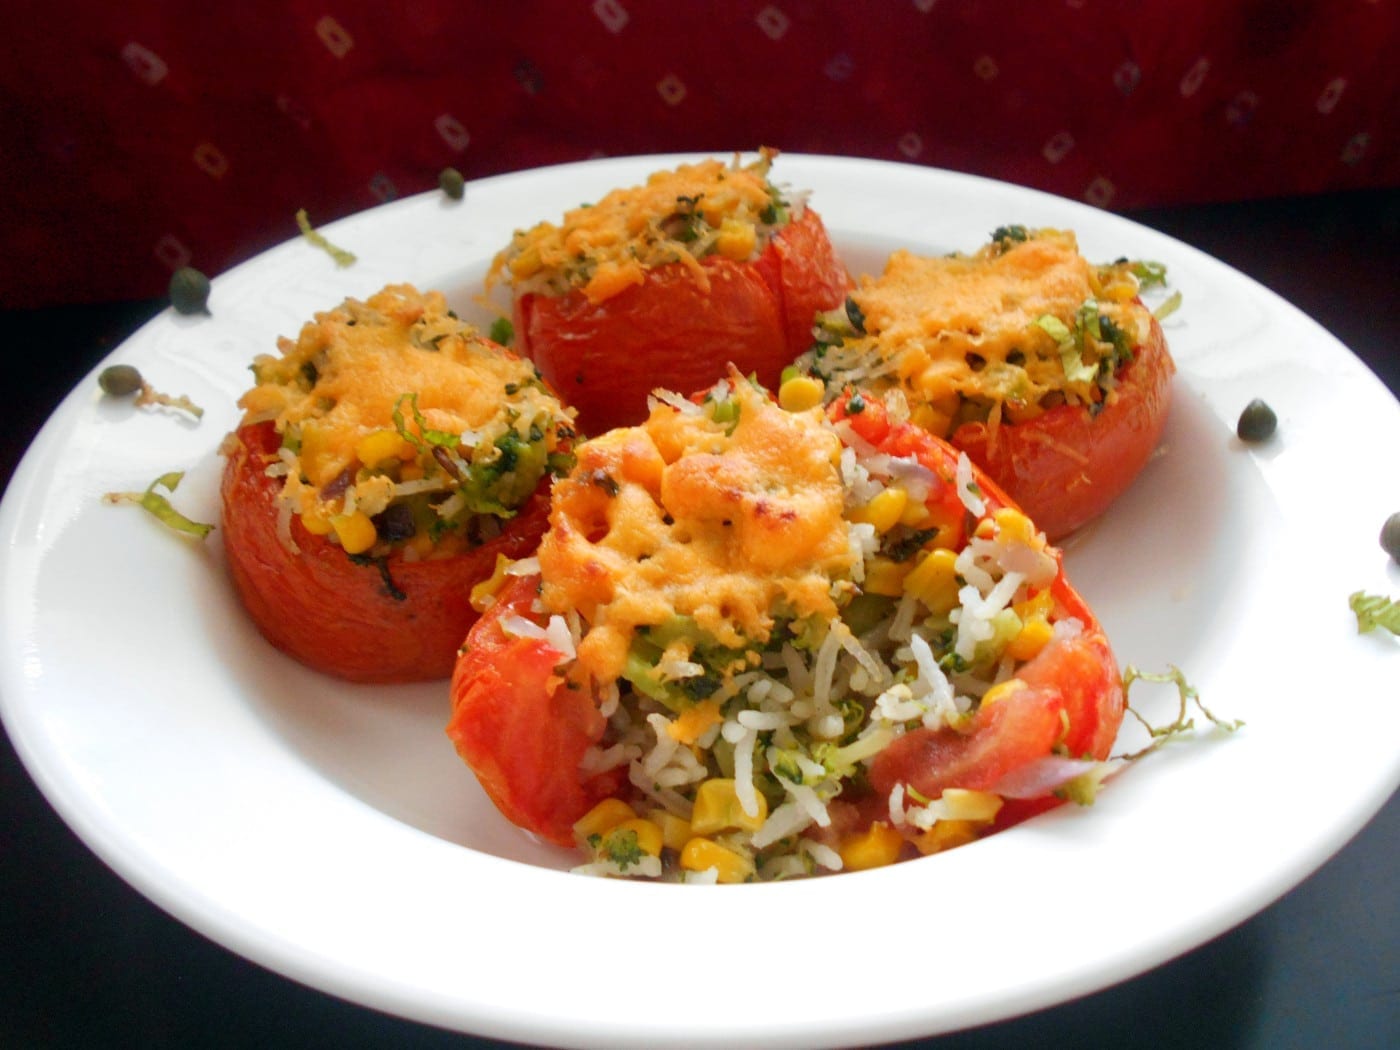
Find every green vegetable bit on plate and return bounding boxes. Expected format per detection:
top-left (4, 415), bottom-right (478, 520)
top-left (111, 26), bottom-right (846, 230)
top-left (104, 471), bottom-right (214, 539)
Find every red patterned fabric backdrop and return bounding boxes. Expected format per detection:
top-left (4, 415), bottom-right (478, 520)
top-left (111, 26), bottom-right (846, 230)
top-left (2, 0), bottom-right (1396, 308)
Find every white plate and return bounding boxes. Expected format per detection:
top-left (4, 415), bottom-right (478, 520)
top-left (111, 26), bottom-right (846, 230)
top-left (3, 154), bottom-right (1398, 1048)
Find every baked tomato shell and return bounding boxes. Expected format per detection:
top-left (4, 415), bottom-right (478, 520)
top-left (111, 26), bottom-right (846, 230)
top-left (952, 314), bottom-right (1176, 541)
top-left (448, 573), bottom-right (624, 846)
top-left (515, 208), bottom-right (849, 434)
top-left (220, 421), bottom-right (551, 684)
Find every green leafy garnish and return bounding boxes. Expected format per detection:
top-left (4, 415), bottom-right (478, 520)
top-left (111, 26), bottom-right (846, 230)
top-left (1129, 260), bottom-right (1168, 288)
top-left (1153, 290), bottom-right (1183, 321)
top-left (1117, 665), bottom-right (1242, 761)
top-left (295, 208), bottom-right (357, 267)
top-left (1349, 591), bottom-right (1400, 636)
top-left (1056, 762), bottom-right (1115, 806)
top-left (104, 471), bottom-right (214, 539)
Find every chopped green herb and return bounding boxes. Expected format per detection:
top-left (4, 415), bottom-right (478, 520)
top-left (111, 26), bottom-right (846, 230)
top-left (1129, 260), bottom-right (1168, 288)
top-left (1349, 591), bottom-right (1400, 636)
top-left (103, 471), bottom-right (214, 539)
top-left (392, 392), bottom-right (460, 452)
top-left (295, 208), bottom-right (357, 267)
top-left (601, 828), bottom-right (646, 871)
top-left (489, 317), bottom-right (515, 346)
top-left (1153, 290), bottom-right (1183, 321)
top-left (1118, 665), bottom-right (1242, 761)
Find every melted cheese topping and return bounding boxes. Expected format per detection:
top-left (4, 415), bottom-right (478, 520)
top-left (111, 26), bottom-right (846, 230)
top-left (538, 377), bottom-right (854, 684)
top-left (812, 231), bottom-right (1151, 433)
top-left (488, 149), bottom-right (796, 304)
top-left (241, 285), bottom-right (558, 486)
top-left (237, 284), bottom-right (573, 527)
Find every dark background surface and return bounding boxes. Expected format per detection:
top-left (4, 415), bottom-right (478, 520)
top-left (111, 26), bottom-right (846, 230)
top-left (2, 189), bottom-right (1398, 1047)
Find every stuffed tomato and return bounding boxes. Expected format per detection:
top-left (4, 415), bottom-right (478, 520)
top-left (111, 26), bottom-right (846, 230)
top-left (788, 226), bottom-right (1175, 540)
top-left (221, 284), bottom-right (577, 683)
top-left (487, 148), bottom-right (850, 434)
top-left (448, 372), bottom-right (1123, 881)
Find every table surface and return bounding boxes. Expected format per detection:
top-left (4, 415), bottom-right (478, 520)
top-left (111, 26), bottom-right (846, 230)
top-left (2, 189), bottom-right (1397, 1049)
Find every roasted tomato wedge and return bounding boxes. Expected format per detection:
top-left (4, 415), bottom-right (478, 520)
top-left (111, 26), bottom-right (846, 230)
top-left (220, 284), bottom-right (576, 683)
top-left (447, 376), bottom-right (1124, 881)
top-left (447, 573), bottom-right (625, 845)
top-left (789, 227), bottom-right (1175, 539)
top-left (490, 150), bottom-right (849, 434)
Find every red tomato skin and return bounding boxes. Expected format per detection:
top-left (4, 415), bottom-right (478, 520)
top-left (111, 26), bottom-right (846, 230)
top-left (952, 315), bottom-right (1175, 540)
top-left (220, 421), bottom-right (550, 683)
top-left (515, 209), bottom-right (849, 434)
top-left (447, 573), bottom-right (623, 846)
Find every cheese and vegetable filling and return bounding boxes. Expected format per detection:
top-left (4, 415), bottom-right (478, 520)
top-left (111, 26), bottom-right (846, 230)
top-left (790, 227), bottom-right (1160, 436)
top-left (493, 376), bottom-right (1098, 881)
top-left (487, 148), bottom-right (800, 304)
top-left (236, 284), bottom-right (576, 558)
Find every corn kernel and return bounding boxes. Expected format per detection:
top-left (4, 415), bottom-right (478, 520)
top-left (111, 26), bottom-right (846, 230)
top-left (839, 822), bottom-right (904, 871)
top-left (680, 837), bottom-right (754, 883)
top-left (898, 495), bottom-right (935, 528)
top-left (1006, 615), bottom-right (1054, 661)
top-left (993, 507), bottom-right (1039, 547)
top-left (509, 243), bottom-right (543, 279)
top-left (572, 798), bottom-right (636, 847)
top-left (903, 547), bottom-right (961, 613)
top-left (715, 217), bottom-right (757, 260)
top-left (1013, 588), bottom-right (1055, 621)
top-left (923, 500), bottom-right (964, 549)
top-left (939, 788), bottom-right (1004, 823)
top-left (910, 400), bottom-right (955, 438)
top-left (356, 428), bottom-right (411, 467)
top-left (778, 375), bottom-right (826, 413)
top-left (330, 511), bottom-right (377, 554)
top-left (667, 699), bottom-right (722, 745)
top-left (911, 820), bottom-right (980, 855)
top-left (602, 818), bottom-right (664, 860)
top-left (980, 678), bottom-right (1027, 708)
top-left (689, 778), bottom-right (767, 835)
top-left (298, 502), bottom-right (334, 536)
top-left (851, 487), bottom-right (908, 534)
top-left (863, 556), bottom-right (911, 597)
top-left (647, 809), bottom-right (693, 852)
top-left (470, 553), bottom-right (514, 612)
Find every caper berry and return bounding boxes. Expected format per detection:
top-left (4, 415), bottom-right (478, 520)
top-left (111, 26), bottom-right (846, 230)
top-left (169, 266), bottom-right (211, 315)
top-left (98, 364), bottom-right (144, 397)
top-left (438, 167), bottom-right (465, 201)
top-left (1236, 399), bottom-right (1277, 442)
top-left (1381, 512), bottom-right (1400, 563)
